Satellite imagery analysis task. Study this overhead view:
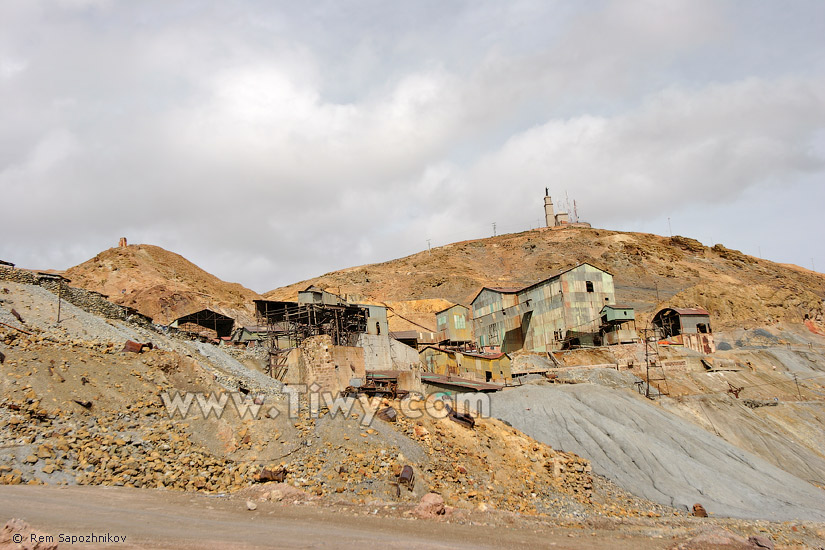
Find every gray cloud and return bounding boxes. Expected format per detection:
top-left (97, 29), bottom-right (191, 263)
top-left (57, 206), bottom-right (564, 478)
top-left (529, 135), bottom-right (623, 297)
top-left (1, 0), bottom-right (824, 291)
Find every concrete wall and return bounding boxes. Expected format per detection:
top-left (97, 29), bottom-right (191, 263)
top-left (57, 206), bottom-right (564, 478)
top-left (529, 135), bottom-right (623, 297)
top-left (354, 333), bottom-right (421, 371)
top-left (355, 333), bottom-right (391, 371)
top-left (389, 338), bottom-right (421, 370)
top-left (363, 304), bottom-right (389, 336)
top-left (397, 369), bottom-right (423, 394)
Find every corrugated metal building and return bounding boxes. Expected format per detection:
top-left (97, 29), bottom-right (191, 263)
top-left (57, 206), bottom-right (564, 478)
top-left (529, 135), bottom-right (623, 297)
top-left (652, 307), bottom-right (716, 354)
top-left (599, 305), bottom-right (640, 345)
top-left (435, 304), bottom-right (473, 344)
top-left (471, 287), bottom-right (525, 351)
top-left (419, 346), bottom-right (512, 383)
top-left (471, 263), bottom-right (615, 353)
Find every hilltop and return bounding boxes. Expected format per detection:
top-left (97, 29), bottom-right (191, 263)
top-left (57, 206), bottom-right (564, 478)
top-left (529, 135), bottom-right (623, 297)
top-left (64, 244), bottom-right (260, 325)
top-left (265, 227), bottom-right (825, 331)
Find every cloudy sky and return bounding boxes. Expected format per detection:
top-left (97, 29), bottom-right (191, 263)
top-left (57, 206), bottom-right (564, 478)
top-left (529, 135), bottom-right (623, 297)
top-left (1, 0), bottom-right (823, 292)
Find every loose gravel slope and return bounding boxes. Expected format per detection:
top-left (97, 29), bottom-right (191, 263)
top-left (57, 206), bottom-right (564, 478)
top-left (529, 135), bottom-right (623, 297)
top-left (490, 384), bottom-right (825, 522)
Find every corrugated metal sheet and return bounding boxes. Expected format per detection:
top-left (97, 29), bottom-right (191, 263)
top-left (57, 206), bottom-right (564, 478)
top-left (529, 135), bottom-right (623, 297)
top-left (421, 372), bottom-right (503, 392)
top-left (672, 307), bottom-right (710, 316)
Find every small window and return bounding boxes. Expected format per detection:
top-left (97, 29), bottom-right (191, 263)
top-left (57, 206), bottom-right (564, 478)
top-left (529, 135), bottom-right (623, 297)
top-left (586, 281), bottom-right (594, 293)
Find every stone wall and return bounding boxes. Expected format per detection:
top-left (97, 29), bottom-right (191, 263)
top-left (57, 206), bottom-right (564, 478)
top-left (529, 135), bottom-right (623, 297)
top-left (0, 266), bottom-right (152, 327)
top-left (292, 335), bottom-right (365, 393)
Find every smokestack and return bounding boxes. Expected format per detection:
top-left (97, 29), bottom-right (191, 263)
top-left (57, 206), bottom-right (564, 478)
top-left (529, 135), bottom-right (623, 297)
top-left (544, 191), bottom-right (555, 227)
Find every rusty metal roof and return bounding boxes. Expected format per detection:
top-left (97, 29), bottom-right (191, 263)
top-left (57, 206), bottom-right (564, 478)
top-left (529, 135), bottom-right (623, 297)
top-left (421, 373), bottom-right (503, 392)
top-left (469, 286), bottom-right (525, 306)
top-left (418, 345), bottom-right (508, 361)
top-left (486, 286), bottom-right (523, 293)
top-left (434, 303), bottom-right (470, 315)
top-left (471, 262), bottom-right (613, 305)
top-left (389, 330), bottom-right (419, 339)
top-left (671, 307), bottom-right (710, 316)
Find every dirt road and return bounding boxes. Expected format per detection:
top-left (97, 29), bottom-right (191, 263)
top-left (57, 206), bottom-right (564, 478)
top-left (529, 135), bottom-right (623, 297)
top-left (0, 486), bottom-right (675, 550)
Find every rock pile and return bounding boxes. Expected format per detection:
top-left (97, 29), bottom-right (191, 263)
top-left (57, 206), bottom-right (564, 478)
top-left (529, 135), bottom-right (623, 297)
top-left (0, 397), bottom-right (252, 493)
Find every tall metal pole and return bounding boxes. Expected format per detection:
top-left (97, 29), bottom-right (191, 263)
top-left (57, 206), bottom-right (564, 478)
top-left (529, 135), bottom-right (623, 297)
top-left (645, 330), bottom-right (651, 398)
top-left (56, 280), bottom-right (63, 325)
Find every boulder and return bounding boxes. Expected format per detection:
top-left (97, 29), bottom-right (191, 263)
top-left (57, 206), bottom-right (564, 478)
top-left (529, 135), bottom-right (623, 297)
top-left (414, 493), bottom-right (445, 518)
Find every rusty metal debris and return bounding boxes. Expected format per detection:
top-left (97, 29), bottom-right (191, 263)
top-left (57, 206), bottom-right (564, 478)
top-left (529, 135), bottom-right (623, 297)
top-left (256, 466), bottom-right (287, 483)
top-left (376, 407), bottom-right (397, 423)
top-left (122, 340), bottom-right (153, 353)
top-left (727, 382), bottom-right (744, 399)
top-left (0, 321), bottom-right (32, 335)
top-left (343, 377), bottom-right (408, 400)
top-left (397, 465), bottom-right (415, 492)
top-left (10, 309), bottom-right (24, 324)
top-left (73, 399), bottom-right (92, 409)
top-left (445, 404), bottom-right (475, 429)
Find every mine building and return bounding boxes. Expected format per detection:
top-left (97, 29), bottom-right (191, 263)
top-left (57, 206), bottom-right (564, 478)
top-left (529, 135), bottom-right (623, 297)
top-left (254, 286), bottom-right (420, 381)
top-left (419, 345), bottom-right (511, 383)
top-left (435, 304), bottom-right (473, 346)
top-left (170, 309), bottom-right (235, 340)
top-left (471, 263), bottom-right (615, 353)
top-left (599, 305), bottom-right (640, 345)
top-left (388, 330), bottom-right (439, 350)
top-left (652, 307), bottom-right (716, 354)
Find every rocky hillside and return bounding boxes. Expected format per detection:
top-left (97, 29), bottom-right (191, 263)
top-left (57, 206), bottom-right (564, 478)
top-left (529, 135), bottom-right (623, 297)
top-left (0, 279), bottom-right (670, 520)
top-left (64, 244), bottom-right (260, 325)
top-left (266, 227), bottom-right (825, 330)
